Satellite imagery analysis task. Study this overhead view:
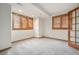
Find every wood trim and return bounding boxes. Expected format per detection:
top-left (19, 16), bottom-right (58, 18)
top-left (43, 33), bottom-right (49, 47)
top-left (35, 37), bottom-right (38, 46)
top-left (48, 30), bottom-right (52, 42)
top-left (75, 10), bottom-right (76, 44)
top-left (68, 7), bottom-right (79, 13)
top-left (0, 47), bottom-right (11, 52)
top-left (12, 12), bottom-right (33, 18)
top-left (34, 36), bottom-right (45, 39)
top-left (69, 43), bottom-right (79, 50)
top-left (12, 37), bottom-right (35, 43)
top-left (43, 36), bottom-right (68, 42)
top-left (60, 15), bottom-right (62, 28)
top-left (53, 14), bottom-right (68, 18)
top-left (12, 36), bottom-right (68, 43)
top-left (68, 12), bottom-right (71, 45)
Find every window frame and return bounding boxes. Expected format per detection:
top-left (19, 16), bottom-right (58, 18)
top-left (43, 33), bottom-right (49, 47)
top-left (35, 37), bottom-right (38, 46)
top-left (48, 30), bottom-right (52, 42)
top-left (52, 14), bottom-right (68, 29)
top-left (12, 12), bottom-right (33, 30)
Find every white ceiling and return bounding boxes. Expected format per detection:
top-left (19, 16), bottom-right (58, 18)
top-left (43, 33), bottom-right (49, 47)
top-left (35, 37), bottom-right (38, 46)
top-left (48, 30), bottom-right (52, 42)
top-left (33, 3), bottom-right (79, 16)
top-left (11, 3), bottom-right (79, 18)
top-left (11, 3), bottom-right (49, 18)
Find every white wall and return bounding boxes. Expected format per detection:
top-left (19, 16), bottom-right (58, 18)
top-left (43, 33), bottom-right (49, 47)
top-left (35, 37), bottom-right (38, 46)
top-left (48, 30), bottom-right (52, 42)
top-left (39, 17), bottom-right (45, 37)
top-left (0, 4), bottom-right (11, 50)
top-left (44, 17), bottom-right (68, 40)
top-left (12, 30), bottom-right (34, 42)
top-left (34, 17), bottom-right (40, 37)
top-left (34, 17), bottom-right (45, 38)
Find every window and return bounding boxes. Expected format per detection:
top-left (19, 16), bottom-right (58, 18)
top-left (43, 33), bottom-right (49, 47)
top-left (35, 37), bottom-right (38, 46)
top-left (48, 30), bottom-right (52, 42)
top-left (52, 14), bottom-right (68, 29)
top-left (13, 13), bottom-right (21, 29)
top-left (28, 18), bottom-right (33, 29)
top-left (21, 16), bottom-right (28, 29)
top-left (62, 15), bottom-right (68, 29)
top-left (12, 13), bottom-right (33, 30)
top-left (53, 16), bottom-right (61, 29)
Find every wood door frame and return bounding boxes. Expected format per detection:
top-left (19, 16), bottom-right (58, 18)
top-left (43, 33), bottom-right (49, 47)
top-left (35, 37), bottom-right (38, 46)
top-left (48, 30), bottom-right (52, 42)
top-left (68, 7), bottom-right (79, 50)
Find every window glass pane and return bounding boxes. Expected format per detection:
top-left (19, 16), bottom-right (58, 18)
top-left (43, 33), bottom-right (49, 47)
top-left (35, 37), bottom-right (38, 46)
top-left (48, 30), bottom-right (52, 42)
top-left (53, 17), bottom-right (61, 28)
top-left (76, 17), bottom-right (79, 23)
top-left (76, 17), bottom-right (79, 30)
top-left (72, 24), bottom-right (75, 30)
top-left (62, 15), bottom-right (68, 28)
top-left (70, 30), bottom-right (75, 43)
top-left (28, 18), bottom-right (33, 28)
top-left (76, 8), bottom-right (79, 16)
top-left (70, 31), bottom-right (75, 37)
top-left (72, 11), bottom-right (75, 17)
top-left (76, 32), bottom-right (79, 45)
top-left (21, 16), bottom-right (28, 29)
top-left (76, 24), bottom-right (79, 31)
top-left (72, 18), bottom-right (75, 24)
top-left (13, 14), bottom-right (21, 29)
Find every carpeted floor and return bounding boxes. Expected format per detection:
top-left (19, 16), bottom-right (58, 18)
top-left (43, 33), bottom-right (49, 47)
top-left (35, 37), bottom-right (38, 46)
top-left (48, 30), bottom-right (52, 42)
top-left (0, 38), bottom-right (79, 55)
